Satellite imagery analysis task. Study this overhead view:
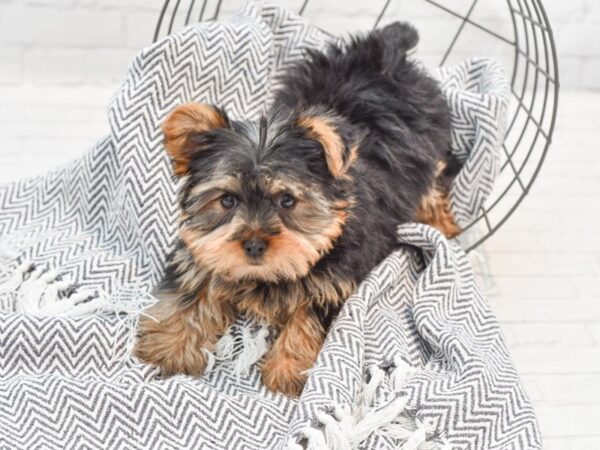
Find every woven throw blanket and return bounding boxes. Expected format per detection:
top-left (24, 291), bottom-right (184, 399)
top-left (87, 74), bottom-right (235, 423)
top-left (0, 2), bottom-right (540, 449)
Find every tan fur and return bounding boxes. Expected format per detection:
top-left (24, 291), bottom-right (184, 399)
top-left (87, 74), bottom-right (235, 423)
top-left (268, 178), bottom-right (307, 199)
top-left (298, 115), bottom-right (352, 178)
top-left (162, 103), bottom-right (227, 176)
top-left (136, 140), bottom-right (358, 394)
top-left (187, 176), bottom-right (241, 203)
top-left (171, 246), bottom-right (210, 292)
top-left (181, 214), bottom-right (345, 283)
top-left (134, 288), bottom-right (235, 375)
top-left (261, 303), bottom-right (326, 396)
top-left (135, 246), bottom-right (357, 394)
top-left (263, 228), bottom-right (323, 279)
top-left (347, 145), bottom-right (359, 168)
top-left (234, 281), bottom-right (302, 327)
top-left (435, 160), bottom-right (446, 176)
top-left (231, 272), bottom-right (355, 327)
top-left (134, 261), bottom-right (354, 396)
top-left (415, 186), bottom-right (461, 238)
top-left (303, 272), bottom-right (356, 308)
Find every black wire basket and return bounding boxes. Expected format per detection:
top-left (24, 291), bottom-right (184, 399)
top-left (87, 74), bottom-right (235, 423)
top-left (153, 0), bottom-right (559, 252)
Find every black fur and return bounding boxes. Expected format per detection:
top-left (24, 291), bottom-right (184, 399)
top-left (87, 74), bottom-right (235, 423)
top-left (270, 22), bottom-right (453, 280)
top-left (165, 22), bottom-right (455, 322)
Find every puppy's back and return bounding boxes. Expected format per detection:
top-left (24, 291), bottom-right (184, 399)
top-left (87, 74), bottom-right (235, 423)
top-left (273, 22), bottom-right (457, 280)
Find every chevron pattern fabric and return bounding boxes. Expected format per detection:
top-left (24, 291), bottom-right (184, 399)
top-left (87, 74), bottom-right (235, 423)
top-left (0, 2), bottom-right (539, 449)
top-left (434, 59), bottom-right (510, 227)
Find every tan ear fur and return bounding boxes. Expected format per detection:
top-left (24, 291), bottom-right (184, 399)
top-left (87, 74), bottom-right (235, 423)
top-left (162, 103), bottom-right (227, 176)
top-left (297, 115), bottom-right (356, 178)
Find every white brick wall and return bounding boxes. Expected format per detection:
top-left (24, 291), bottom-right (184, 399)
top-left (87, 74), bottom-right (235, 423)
top-left (0, 0), bottom-right (598, 89)
top-left (0, 0), bottom-right (161, 87)
top-left (0, 0), bottom-right (599, 448)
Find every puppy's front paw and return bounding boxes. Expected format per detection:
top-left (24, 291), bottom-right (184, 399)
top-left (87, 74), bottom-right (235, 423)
top-left (262, 354), bottom-right (309, 397)
top-left (261, 304), bottom-right (324, 396)
top-left (134, 288), bottom-right (234, 377)
top-left (134, 322), bottom-right (209, 376)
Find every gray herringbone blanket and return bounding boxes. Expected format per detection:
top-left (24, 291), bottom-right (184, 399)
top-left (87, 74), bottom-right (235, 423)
top-left (0, 3), bottom-right (541, 449)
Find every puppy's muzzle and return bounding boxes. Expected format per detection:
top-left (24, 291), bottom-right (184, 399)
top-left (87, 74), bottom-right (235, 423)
top-left (243, 237), bottom-right (267, 259)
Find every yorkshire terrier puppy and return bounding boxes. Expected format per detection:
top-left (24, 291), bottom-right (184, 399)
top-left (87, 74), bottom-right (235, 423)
top-left (134, 22), bottom-right (460, 396)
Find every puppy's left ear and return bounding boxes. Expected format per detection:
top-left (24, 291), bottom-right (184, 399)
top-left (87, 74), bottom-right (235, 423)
top-left (162, 103), bottom-right (230, 176)
top-left (297, 112), bottom-right (360, 178)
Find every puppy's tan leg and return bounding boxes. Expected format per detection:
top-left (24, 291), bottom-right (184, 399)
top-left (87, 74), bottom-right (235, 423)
top-left (415, 186), bottom-right (461, 238)
top-left (415, 160), bottom-right (461, 238)
top-left (262, 304), bottom-right (325, 397)
top-left (134, 291), bottom-right (234, 376)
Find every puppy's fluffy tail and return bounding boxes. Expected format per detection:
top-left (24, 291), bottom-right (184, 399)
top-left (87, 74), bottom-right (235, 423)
top-left (370, 21), bottom-right (419, 73)
top-left (377, 21), bottom-right (419, 53)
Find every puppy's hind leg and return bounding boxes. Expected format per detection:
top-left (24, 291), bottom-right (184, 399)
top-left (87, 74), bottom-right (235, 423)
top-left (415, 160), bottom-right (462, 238)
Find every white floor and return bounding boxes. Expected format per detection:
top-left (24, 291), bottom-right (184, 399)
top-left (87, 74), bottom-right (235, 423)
top-left (0, 86), bottom-right (599, 449)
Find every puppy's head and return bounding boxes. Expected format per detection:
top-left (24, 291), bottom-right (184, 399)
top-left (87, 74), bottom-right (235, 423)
top-left (163, 102), bottom-right (359, 283)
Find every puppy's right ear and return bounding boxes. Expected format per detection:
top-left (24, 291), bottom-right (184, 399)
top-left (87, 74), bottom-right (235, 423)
top-left (297, 112), bottom-right (361, 179)
top-left (162, 103), bottom-right (229, 176)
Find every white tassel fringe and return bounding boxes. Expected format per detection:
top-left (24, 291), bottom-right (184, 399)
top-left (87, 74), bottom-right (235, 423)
top-left (3, 258), bottom-right (271, 372)
top-left (288, 358), bottom-right (447, 450)
top-left (105, 283), bottom-right (161, 362)
top-left (204, 324), bottom-right (271, 378)
top-left (0, 260), bottom-right (34, 293)
top-left (1, 260), bottom-right (110, 317)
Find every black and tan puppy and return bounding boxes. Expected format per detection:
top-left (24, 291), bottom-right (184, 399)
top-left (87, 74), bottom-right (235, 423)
top-left (134, 22), bottom-right (460, 396)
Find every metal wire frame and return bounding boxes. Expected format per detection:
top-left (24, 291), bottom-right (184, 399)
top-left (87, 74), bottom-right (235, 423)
top-left (153, 0), bottom-right (559, 252)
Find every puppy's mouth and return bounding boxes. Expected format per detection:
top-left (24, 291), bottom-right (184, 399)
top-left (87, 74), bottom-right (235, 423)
top-left (246, 259), bottom-right (265, 266)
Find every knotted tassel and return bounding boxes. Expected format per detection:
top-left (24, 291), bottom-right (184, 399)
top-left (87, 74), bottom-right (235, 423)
top-left (0, 260), bottom-right (34, 293)
top-left (390, 356), bottom-right (418, 392)
top-left (285, 359), bottom-right (447, 450)
top-left (232, 326), bottom-right (270, 377)
top-left (204, 324), bottom-right (270, 376)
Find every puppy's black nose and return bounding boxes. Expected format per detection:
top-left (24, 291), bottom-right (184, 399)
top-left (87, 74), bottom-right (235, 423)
top-left (243, 238), bottom-right (267, 259)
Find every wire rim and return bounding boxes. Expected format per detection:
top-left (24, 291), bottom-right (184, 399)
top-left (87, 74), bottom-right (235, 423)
top-left (152, 0), bottom-right (560, 253)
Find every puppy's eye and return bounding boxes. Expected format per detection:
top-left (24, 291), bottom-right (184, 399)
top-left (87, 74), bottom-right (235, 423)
top-left (220, 194), bottom-right (237, 209)
top-left (278, 193), bottom-right (296, 209)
